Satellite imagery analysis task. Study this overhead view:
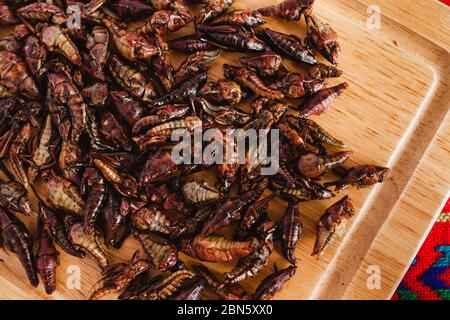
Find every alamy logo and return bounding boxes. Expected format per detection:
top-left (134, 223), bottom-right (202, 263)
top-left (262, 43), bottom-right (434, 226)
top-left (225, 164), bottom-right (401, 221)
top-left (171, 121), bottom-right (280, 176)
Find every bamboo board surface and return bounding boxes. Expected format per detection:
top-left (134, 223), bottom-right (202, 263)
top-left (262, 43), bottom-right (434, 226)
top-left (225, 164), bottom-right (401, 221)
top-left (0, 0), bottom-right (449, 300)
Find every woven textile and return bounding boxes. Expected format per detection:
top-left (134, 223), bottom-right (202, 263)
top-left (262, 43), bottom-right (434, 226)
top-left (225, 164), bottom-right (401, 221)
top-left (392, 199), bottom-right (450, 300)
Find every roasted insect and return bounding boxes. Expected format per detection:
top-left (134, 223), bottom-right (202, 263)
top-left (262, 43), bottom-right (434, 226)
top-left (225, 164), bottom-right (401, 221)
top-left (281, 201), bottom-right (302, 264)
top-left (40, 204), bottom-right (84, 258)
top-left (0, 181), bottom-right (32, 216)
top-left (305, 10), bottom-right (341, 65)
top-left (224, 64), bottom-right (284, 99)
top-left (297, 151), bottom-right (352, 180)
top-left (168, 35), bottom-right (221, 53)
top-left (261, 28), bottom-right (317, 65)
top-left (17, 2), bottom-right (67, 25)
top-left (0, 2), bottom-right (19, 25)
top-left (254, 265), bottom-right (297, 300)
top-left (201, 178), bottom-right (269, 235)
top-left (0, 51), bottom-right (39, 99)
top-left (138, 10), bottom-right (190, 36)
top-left (81, 167), bottom-right (108, 235)
top-left (175, 50), bottom-right (221, 80)
top-left (269, 72), bottom-right (324, 98)
top-left (198, 24), bottom-right (268, 53)
top-left (108, 55), bottom-right (159, 102)
top-left (194, 265), bottom-right (251, 300)
top-left (324, 165), bottom-right (390, 191)
top-left (134, 231), bottom-right (178, 271)
top-left (131, 205), bottom-right (173, 234)
top-left (312, 195), bottom-right (355, 257)
top-left (47, 73), bottom-right (87, 142)
top-left (0, 209), bottom-right (39, 287)
top-left (224, 219), bottom-right (276, 283)
top-left (199, 79), bottom-right (243, 106)
top-left (111, 0), bottom-right (154, 19)
top-left (297, 82), bottom-right (348, 118)
top-left (258, 0), bottom-right (314, 21)
top-left (211, 9), bottom-right (265, 27)
top-left (182, 179), bottom-right (222, 204)
top-left (35, 170), bottom-right (85, 216)
top-left (89, 251), bottom-right (150, 300)
top-left (103, 18), bottom-right (159, 62)
top-left (240, 53), bottom-right (290, 78)
top-left (110, 91), bottom-right (144, 126)
top-left (36, 222), bottom-right (60, 295)
top-left (65, 217), bottom-right (109, 269)
top-left (38, 24), bottom-right (81, 66)
top-left (197, 0), bottom-right (233, 23)
top-left (180, 235), bottom-right (254, 263)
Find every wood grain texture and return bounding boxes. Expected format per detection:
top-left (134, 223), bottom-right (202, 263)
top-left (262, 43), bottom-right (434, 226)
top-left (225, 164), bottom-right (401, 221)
top-left (0, 0), bottom-right (448, 300)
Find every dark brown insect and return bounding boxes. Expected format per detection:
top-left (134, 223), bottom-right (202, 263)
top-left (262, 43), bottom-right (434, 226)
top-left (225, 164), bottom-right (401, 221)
top-left (197, 0), bottom-right (233, 23)
top-left (131, 205), bottom-right (173, 234)
top-left (132, 104), bottom-right (191, 134)
top-left (198, 24), bottom-right (269, 53)
top-left (0, 209), bottom-right (39, 287)
top-left (175, 50), bottom-right (221, 80)
top-left (89, 251), bottom-right (150, 300)
top-left (308, 63), bottom-right (343, 79)
top-left (103, 18), bottom-right (159, 62)
top-left (111, 0), bottom-right (154, 18)
top-left (40, 204), bottom-right (84, 258)
top-left (0, 34), bottom-right (22, 54)
top-left (224, 64), bottom-right (284, 99)
top-left (169, 276), bottom-right (205, 300)
top-left (305, 10), bottom-right (341, 65)
top-left (297, 82), bottom-right (348, 118)
top-left (199, 79), bottom-right (243, 106)
top-left (270, 72), bottom-right (324, 98)
top-left (22, 35), bottom-right (47, 79)
top-left (81, 167), bottom-right (108, 236)
top-left (65, 216), bottom-right (109, 269)
top-left (47, 73), bottom-right (87, 142)
top-left (254, 265), bottom-right (297, 300)
top-left (0, 2), bottom-right (20, 25)
top-left (38, 24), bottom-right (82, 66)
top-left (324, 165), bottom-right (390, 192)
top-left (36, 222), bottom-right (60, 295)
top-left (138, 10), bottom-right (190, 36)
top-left (110, 91), bottom-right (144, 126)
top-left (134, 231), bottom-right (178, 271)
top-left (0, 181), bottom-right (32, 216)
top-left (17, 2), bottom-right (67, 25)
top-left (258, 0), bottom-right (314, 21)
top-left (312, 195), bottom-right (355, 257)
top-left (224, 218), bottom-right (276, 283)
top-left (139, 149), bottom-right (179, 186)
top-left (0, 51), bottom-right (39, 100)
top-left (240, 53), bottom-right (290, 77)
top-left (194, 265), bottom-right (251, 300)
top-left (168, 35), bottom-right (222, 53)
top-left (261, 28), bottom-right (317, 65)
top-left (201, 178), bottom-right (269, 235)
top-left (281, 201), bottom-right (302, 264)
top-left (297, 151), bottom-right (352, 180)
top-left (108, 55), bottom-right (159, 102)
top-left (211, 9), bottom-right (266, 27)
top-left (98, 111), bottom-right (132, 152)
top-left (58, 140), bottom-right (82, 185)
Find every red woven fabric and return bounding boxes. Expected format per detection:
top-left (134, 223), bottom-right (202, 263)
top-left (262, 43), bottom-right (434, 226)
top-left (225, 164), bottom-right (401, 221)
top-left (392, 199), bottom-right (450, 300)
top-left (440, 0), bottom-right (450, 5)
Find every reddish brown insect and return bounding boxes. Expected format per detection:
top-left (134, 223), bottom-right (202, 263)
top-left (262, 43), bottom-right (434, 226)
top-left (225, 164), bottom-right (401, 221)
top-left (297, 82), bottom-right (348, 118)
top-left (261, 28), bottom-right (317, 65)
top-left (0, 181), bottom-right (32, 216)
top-left (211, 9), bottom-right (266, 27)
top-left (0, 209), bottom-right (39, 287)
top-left (297, 151), bottom-right (352, 180)
top-left (36, 222), bottom-right (60, 295)
top-left (305, 10), bottom-right (341, 65)
top-left (312, 195), bottom-right (355, 257)
top-left (180, 235), bottom-right (254, 263)
top-left (134, 231), bottom-right (178, 271)
top-left (281, 201), bottom-right (302, 264)
top-left (258, 0), bottom-right (314, 21)
top-left (324, 165), bottom-right (390, 191)
top-left (254, 265), bottom-right (297, 300)
top-left (239, 53), bottom-right (290, 78)
top-left (224, 64), bottom-right (284, 99)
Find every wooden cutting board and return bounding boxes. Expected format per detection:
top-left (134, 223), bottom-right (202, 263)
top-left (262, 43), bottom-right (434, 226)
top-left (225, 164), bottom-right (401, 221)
top-left (0, 0), bottom-right (449, 300)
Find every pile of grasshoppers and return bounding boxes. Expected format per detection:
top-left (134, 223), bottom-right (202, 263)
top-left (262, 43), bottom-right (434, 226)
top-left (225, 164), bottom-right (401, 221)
top-left (0, 0), bottom-right (389, 300)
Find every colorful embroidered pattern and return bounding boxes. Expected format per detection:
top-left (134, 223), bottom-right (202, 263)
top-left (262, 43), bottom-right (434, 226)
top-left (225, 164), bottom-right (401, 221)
top-left (393, 200), bottom-right (450, 300)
